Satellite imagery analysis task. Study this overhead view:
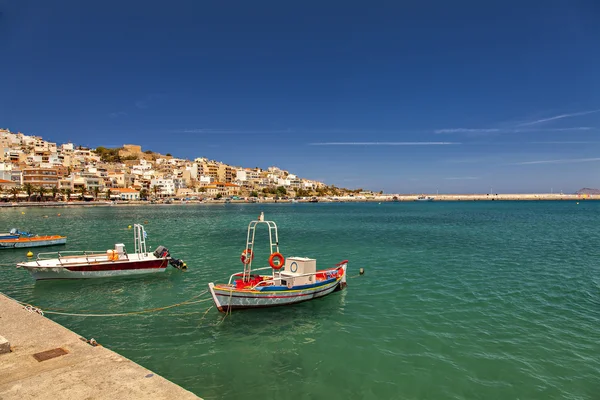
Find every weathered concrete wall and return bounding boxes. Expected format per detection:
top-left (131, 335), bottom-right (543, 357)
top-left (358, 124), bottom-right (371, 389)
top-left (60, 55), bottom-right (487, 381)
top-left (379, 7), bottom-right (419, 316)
top-left (0, 293), bottom-right (201, 400)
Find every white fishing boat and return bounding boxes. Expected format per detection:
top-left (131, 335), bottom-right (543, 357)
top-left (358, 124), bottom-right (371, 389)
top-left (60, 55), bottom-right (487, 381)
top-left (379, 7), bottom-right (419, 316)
top-left (16, 224), bottom-right (186, 280)
top-left (208, 213), bottom-right (348, 312)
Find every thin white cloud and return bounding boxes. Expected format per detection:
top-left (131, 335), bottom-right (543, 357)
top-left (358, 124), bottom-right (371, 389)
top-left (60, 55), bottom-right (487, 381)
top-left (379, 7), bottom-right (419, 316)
top-left (531, 141), bottom-right (600, 144)
top-left (511, 157), bottom-right (600, 165)
top-left (524, 127), bottom-right (593, 132)
top-left (518, 109), bottom-right (600, 126)
top-left (435, 128), bottom-right (500, 134)
top-left (445, 176), bottom-right (480, 180)
top-left (436, 127), bottom-right (594, 134)
top-left (309, 142), bottom-right (460, 146)
top-left (109, 111), bottom-right (127, 118)
top-left (181, 129), bottom-right (292, 134)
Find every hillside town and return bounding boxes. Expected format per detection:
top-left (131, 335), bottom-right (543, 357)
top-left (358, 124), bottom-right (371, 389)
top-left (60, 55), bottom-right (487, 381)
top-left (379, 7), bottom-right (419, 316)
top-left (0, 128), bottom-right (352, 202)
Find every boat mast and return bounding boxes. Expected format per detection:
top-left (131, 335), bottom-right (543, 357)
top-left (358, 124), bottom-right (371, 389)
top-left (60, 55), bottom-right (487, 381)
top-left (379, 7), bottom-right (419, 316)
top-left (134, 224), bottom-right (147, 254)
top-left (243, 213), bottom-right (280, 282)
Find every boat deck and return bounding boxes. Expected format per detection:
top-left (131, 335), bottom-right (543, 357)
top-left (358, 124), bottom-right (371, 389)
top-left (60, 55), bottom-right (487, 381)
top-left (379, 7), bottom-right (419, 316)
top-left (20, 252), bottom-right (155, 268)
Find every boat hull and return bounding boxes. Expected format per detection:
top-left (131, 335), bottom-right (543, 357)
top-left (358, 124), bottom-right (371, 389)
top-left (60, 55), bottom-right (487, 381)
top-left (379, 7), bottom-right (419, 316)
top-left (17, 257), bottom-right (168, 280)
top-left (208, 265), bottom-right (347, 312)
top-left (0, 236), bottom-right (67, 249)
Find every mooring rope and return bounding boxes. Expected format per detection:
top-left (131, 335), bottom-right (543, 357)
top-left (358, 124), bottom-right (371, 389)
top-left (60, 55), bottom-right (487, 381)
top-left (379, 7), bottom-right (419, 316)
top-left (41, 297), bottom-right (214, 317)
top-left (216, 289), bottom-right (234, 325)
top-left (10, 290), bottom-right (211, 317)
top-left (24, 305), bottom-right (44, 316)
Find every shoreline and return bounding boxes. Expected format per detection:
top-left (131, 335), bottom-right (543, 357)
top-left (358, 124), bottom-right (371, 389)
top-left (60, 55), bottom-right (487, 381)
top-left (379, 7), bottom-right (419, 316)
top-left (0, 193), bottom-right (596, 208)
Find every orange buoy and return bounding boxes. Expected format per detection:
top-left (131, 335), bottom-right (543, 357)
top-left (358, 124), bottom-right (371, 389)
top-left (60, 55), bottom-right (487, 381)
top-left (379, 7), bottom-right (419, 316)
top-left (240, 249), bottom-right (254, 265)
top-left (268, 252), bottom-right (285, 269)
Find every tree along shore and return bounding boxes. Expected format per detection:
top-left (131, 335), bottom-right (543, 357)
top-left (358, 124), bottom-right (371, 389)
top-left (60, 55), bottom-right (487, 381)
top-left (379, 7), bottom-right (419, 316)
top-left (0, 193), bottom-right (595, 208)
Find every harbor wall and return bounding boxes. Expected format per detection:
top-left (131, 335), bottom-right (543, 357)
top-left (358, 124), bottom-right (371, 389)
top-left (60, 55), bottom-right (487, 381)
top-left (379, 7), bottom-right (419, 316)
top-left (0, 293), bottom-right (201, 400)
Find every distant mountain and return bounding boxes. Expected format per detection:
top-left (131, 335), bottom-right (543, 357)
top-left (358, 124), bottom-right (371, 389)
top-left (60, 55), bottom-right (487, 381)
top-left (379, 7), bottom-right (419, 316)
top-left (576, 188), bottom-right (600, 195)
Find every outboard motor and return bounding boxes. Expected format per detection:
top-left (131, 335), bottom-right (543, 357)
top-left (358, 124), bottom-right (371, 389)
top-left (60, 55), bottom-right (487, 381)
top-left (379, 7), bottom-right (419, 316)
top-left (153, 245), bottom-right (187, 271)
top-left (153, 245), bottom-right (169, 258)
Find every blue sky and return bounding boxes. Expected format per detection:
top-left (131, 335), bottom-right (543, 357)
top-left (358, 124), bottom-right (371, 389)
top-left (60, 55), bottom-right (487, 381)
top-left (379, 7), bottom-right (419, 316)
top-left (0, 1), bottom-right (599, 193)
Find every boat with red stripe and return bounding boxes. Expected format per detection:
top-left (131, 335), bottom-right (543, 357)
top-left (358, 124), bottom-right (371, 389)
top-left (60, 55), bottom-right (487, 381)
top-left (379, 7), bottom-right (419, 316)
top-left (16, 224), bottom-right (186, 280)
top-left (208, 213), bottom-right (348, 312)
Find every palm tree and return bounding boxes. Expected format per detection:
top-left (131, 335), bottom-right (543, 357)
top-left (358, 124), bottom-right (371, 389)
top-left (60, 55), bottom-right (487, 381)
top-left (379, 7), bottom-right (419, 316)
top-left (51, 186), bottom-right (59, 200)
top-left (79, 186), bottom-right (87, 201)
top-left (36, 186), bottom-right (47, 202)
top-left (23, 183), bottom-right (34, 201)
top-left (152, 185), bottom-right (159, 198)
top-left (10, 187), bottom-right (20, 201)
top-left (92, 186), bottom-right (100, 200)
top-left (65, 188), bottom-right (73, 201)
top-left (139, 188), bottom-right (148, 200)
top-left (105, 189), bottom-right (112, 200)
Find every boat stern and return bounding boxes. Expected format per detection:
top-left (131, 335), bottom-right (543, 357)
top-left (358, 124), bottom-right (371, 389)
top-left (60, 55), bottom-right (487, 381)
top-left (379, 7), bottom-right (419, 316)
top-left (335, 260), bottom-right (348, 290)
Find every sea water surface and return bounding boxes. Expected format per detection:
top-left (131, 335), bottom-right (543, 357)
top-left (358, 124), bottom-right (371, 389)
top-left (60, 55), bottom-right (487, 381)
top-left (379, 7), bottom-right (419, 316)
top-left (1, 202), bottom-right (599, 399)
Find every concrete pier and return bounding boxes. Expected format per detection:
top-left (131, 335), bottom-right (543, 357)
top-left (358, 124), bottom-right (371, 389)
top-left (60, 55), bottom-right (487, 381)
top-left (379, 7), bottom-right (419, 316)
top-left (0, 293), bottom-right (201, 400)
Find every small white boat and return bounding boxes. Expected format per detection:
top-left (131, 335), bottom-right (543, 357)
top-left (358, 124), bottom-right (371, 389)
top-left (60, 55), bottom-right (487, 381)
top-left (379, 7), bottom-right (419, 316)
top-left (208, 213), bottom-right (348, 312)
top-left (415, 195), bottom-right (434, 202)
top-left (16, 224), bottom-right (186, 280)
top-left (0, 228), bottom-right (67, 249)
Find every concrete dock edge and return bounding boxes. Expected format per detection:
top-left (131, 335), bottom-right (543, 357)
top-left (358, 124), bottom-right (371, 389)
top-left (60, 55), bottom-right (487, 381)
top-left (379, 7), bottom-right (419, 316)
top-left (0, 293), bottom-right (201, 400)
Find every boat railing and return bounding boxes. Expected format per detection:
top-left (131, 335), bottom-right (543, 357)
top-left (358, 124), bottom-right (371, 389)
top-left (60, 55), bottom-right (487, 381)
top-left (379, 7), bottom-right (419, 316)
top-left (251, 278), bottom-right (283, 289)
top-left (35, 250), bottom-right (131, 265)
top-left (228, 266), bottom-right (340, 289)
top-left (227, 266), bottom-right (272, 285)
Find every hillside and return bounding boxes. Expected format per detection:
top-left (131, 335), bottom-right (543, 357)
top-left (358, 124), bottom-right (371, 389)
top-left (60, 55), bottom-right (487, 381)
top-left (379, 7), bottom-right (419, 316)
top-left (576, 188), bottom-right (600, 195)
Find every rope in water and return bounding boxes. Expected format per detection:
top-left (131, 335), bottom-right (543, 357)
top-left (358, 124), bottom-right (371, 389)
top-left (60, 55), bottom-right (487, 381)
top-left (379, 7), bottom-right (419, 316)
top-left (12, 290), bottom-right (211, 317)
top-left (41, 297), bottom-right (214, 317)
top-left (215, 288), bottom-right (234, 325)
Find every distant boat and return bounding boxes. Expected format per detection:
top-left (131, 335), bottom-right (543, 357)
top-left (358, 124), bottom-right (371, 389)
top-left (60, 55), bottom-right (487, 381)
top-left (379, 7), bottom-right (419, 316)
top-left (0, 228), bottom-right (66, 249)
top-left (415, 196), bottom-right (434, 202)
top-left (309, 197), bottom-right (319, 203)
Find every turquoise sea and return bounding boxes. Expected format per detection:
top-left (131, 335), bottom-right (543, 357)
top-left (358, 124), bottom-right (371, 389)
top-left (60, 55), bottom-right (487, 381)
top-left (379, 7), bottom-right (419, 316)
top-left (1, 202), bottom-right (599, 399)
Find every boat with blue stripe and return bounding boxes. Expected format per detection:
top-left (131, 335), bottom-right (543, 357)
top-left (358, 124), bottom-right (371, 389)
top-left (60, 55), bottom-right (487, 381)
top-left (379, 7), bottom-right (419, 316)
top-left (0, 228), bottom-right (67, 249)
top-left (208, 213), bottom-right (348, 312)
